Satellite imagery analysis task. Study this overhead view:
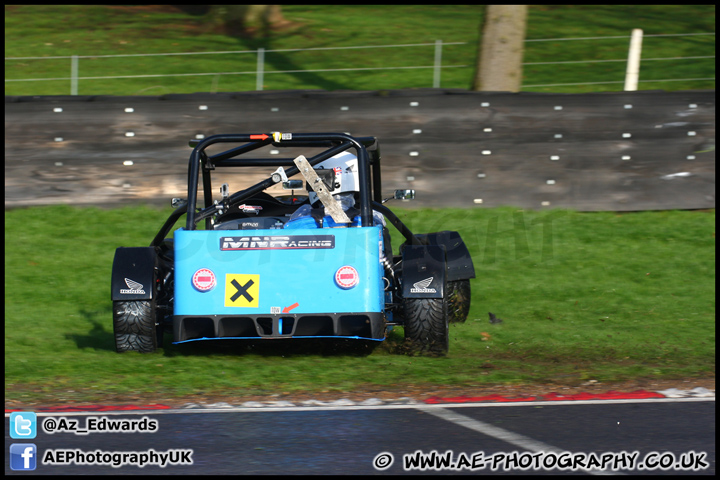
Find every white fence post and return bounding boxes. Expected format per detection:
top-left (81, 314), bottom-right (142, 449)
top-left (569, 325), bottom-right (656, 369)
top-left (433, 40), bottom-right (443, 88)
top-left (624, 29), bottom-right (643, 91)
top-left (256, 47), bottom-right (265, 91)
top-left (71, 55), bottom-right (78, 95)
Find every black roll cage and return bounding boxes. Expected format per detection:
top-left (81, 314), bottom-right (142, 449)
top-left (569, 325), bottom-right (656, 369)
top-left (151, 132), bottom-right (421, 248)
top-left (187, 133), bottom-right (381, 231)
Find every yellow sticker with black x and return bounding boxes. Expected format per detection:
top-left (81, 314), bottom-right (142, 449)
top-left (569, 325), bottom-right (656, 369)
top-left (225, 274), bottom-right (260, 308)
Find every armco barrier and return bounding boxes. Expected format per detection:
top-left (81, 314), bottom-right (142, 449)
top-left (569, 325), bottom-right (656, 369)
top-left (4, 89), bottom-right (715, 211)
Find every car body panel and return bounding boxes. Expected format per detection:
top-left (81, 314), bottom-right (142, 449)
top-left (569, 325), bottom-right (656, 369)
top-left (173, 226), bottom-right (384, 318)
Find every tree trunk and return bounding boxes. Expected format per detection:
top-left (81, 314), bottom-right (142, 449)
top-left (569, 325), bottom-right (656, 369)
top-left (472, 5), bottom-right (528, 92)
top-left (263, 5), bottom-right (286, 27)
top-left (206, 5), bottom-right (286, 37)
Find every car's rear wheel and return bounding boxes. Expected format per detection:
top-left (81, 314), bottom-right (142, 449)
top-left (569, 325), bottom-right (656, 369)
top-left (447, 279), bottom-right (471, 323)
top-left (113, 300), bottom-right (159, 353)
top-left (403, 296), bottom-right (449, 355)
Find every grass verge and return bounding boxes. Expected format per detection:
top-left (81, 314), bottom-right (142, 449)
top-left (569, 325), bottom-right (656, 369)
top-left (4, 205), bottom-right (715, 405)
top-left (4, 5), bottom-right (715, 95)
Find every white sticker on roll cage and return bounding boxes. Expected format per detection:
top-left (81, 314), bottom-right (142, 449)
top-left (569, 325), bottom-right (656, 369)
top-left (272, 132), bottom-right (292, 142)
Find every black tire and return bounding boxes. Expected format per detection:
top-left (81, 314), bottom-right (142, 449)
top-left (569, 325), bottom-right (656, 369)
top-left (447, 279), bottom-right (471, 323)
top-left (113, 300), bottom-right (158, 353)
top-left (403, 296), bottom-right (449, 355)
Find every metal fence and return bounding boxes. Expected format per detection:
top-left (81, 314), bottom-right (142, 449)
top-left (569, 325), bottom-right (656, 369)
top-left (5, 32), bottom-right (715, 95)
top-left (521, 32), bottom-right (715, 89)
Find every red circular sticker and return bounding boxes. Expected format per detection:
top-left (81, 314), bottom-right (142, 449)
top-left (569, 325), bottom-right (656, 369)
top-left (335, 266), bottom-right (359, 289)
top-left (193, 268), bottom-right (216, 292)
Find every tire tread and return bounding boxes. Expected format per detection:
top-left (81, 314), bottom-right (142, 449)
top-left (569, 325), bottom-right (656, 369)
top-left (113, 300), bottom-right (158, 353)
top-left (403, 297), bottom-right (449, 355)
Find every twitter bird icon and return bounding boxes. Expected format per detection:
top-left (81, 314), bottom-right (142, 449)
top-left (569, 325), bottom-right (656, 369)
top-left (10, 412), bottom-right (37, 439)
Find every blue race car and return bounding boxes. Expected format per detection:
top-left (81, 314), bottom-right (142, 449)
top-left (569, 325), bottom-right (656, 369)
top-left (111, 133), bottom-right (475, 355)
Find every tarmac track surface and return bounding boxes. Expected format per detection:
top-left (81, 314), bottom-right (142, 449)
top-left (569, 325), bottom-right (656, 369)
top-left (5, 397), bottom-right (714, 475)
top-left (5, 89), bottom-right (715, 211)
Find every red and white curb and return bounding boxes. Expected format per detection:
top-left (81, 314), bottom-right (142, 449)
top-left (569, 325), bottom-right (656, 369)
top-left (423, 387), bottom-right (714, 404)
top-left (654, 387), bottom-right (714, 398)
top-left (5, 387), bottom-right (713, 414)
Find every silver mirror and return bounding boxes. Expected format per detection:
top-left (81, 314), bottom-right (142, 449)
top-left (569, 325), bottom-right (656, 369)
top-left (394, 189), bottom-right (415, 200)
top-left (282, 180), bottom-right (304, 190)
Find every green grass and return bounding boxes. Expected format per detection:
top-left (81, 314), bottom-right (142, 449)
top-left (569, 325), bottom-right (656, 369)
top-left (4, 5), bottom-right (715, 96)
top-left (5, 205), bottom-right (715, 404)
top-left (3, 5), bottom-right (716, 404)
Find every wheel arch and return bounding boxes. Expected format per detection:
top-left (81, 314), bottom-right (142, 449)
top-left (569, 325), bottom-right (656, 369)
top-left (409, 231), bottom-right (475, 282)
top-left (111, 247), bottom-right (158, 301)
top-left (400, 244), bottom-right (447, 299)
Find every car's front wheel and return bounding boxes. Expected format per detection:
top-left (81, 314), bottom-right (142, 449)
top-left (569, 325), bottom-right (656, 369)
top-left (113, 300), bottom-right (159, 353)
